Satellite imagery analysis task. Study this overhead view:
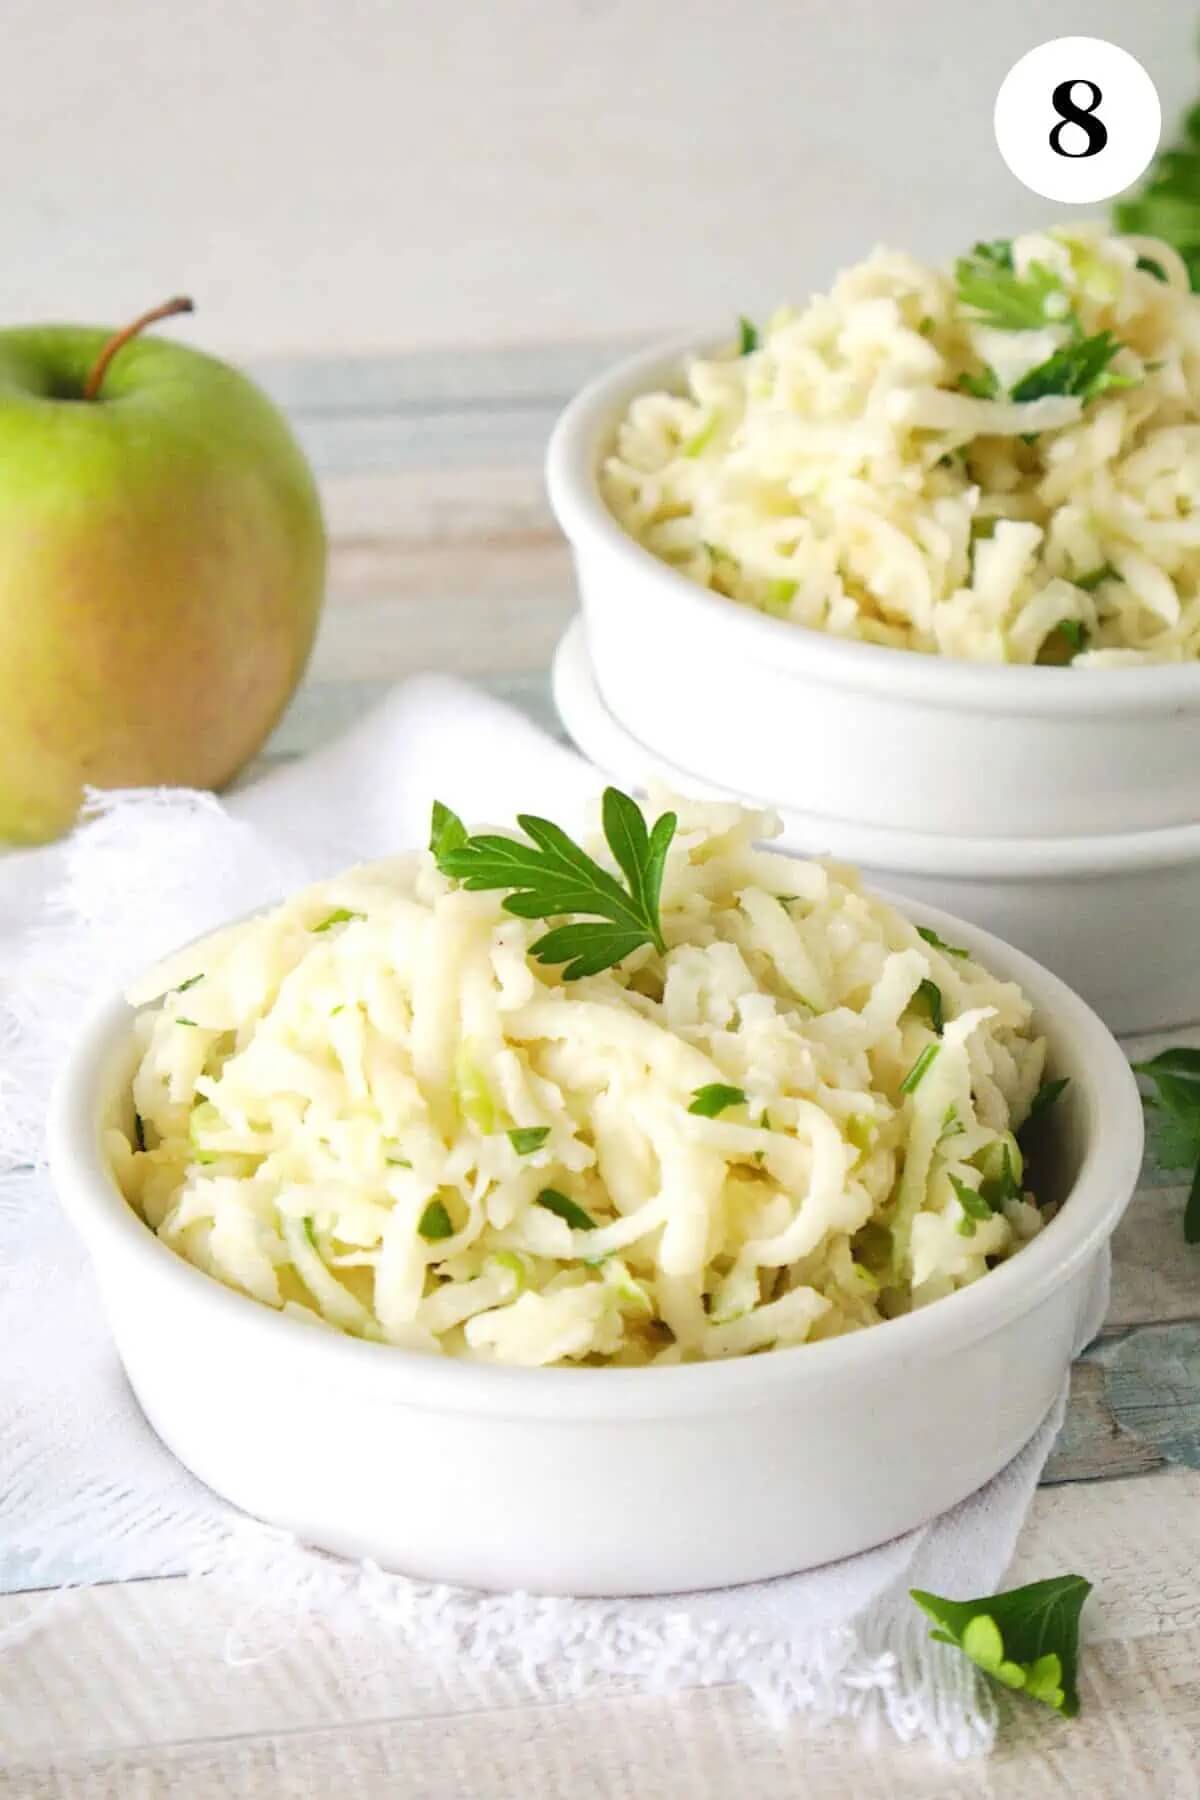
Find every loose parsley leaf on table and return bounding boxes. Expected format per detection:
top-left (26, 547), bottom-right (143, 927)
top-left (737, 315), bottom-right (759, 355)
top-left (1133, 1049), bottom-right (1200, 1243)
top-left (432, 788), bottom-right (677, 981)
top-left (911, 1574), bottom-right (1092, 1716)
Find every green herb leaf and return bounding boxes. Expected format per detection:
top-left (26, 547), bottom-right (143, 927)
top-left (535, 1188), bottom-right (597, 1231)
top-left (955, 250), bottom-right (1064, 330)
top-left (917, 925), bottom-right (969, 959)
top-left (737, 315), bottom-right (758, 355)
top-left (913, 978), bottom-right (944, 1036)
top-left (1038, 618), bottom-right (1090, 665)
top-left (418, 1199), bottom-right (455, 1241)
top-left (386, 1155), bottom-right (412, 1168)
top-left (430, 800), bottom-right (469, 870)
top-left (688, 1083), bottom-right (749, 1118)
top-left (911, 1574), bottom-right (1092, 1716)
top-left (303, 1216), bottom-right (318, 1249)
top-left (175, 973), bottom-right (204, 993)
top-left (939, 1103), bottom-right (965, 1143)
top-left (763, 577), bottom-right (797, 615)
top-left (438, 789), bottom-right (676, 980)
top-left (900, 1044), bottom-right (940, 1095)
top-left (683, 411), bottom-right (721, 457)
top-left (956, 367), bottom-right (999, 400)
top-left (175, 1018), bottom-right (198, 1028)
top-left (1115, 113), bottom-right (1200, 291)
top-left (312, 908), bottom-right (365, 933)
top-left (1134, 1051), bottom-right (1200, 1242)
top-left (1027, 1077), bottom-right (1070, 1123)
top-left (970, 239), bottom-right (1014, 272)
top-left (1075, 563), bottom-right (1116, 592)
top-left (950, 1172), bottom-right (994, 1236)
top-left (1010, 332), bottom-right (1133, 406)
top-left (508, 1126), bottom-right (550, 1155)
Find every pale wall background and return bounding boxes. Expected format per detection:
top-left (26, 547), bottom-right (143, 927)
top-left (4, 1), bottom-right (1197, 357)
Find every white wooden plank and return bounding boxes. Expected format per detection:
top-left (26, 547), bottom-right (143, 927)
top-left (3, 1472), bottom-right (1197, 1795)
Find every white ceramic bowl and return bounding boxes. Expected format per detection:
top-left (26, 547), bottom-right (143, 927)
top-left (554, 617), bottom-right (1200, 1037)
top-left (50, 908), bottom-right (1141, 1598)
top-left (546, 333), bottom-right (1200, 842)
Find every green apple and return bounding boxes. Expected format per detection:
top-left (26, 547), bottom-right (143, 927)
top-left (0, 298), bottom-right (326, 844)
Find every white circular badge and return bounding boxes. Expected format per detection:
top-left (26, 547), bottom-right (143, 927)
top-left (994, 37), bottom-right (1161, 205)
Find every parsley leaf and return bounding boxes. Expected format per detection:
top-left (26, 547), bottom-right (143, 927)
top-left (418, 1198), bottom-right (454, 1240)
top-left (1115, 116), bottom-right (1200, 291)
top-left (1027, 1077), bottom-right (1070, 1124)
top-left (535, 1188), bottom-right (597, 1231)
top-left (1010, 332), bottom-right (1133, 405)
top-left (911, 1574), bottom-right (1092, 1716)
top-left (688, 1083), bottom-right (748, 1118)
top-left (1038, 619), bottom-right (1090, 665)
top-left (1075, 563), bottom-right (1116, 592)
top-left (950, 1173), bottom-right (994, 1236)
top-left (956, 367), bottom-right (999, 401)
top-left (508, 1126), bottom-right (550, 1155)
top-left (913, 977), bottom-right (944, 1036)
top-left (917, 925), bottom-right (969, 959)
top-left (312, 908), bottom-right (364, 933)
top-left (955, 249), bottom-right (1065, 330)
top-left (970, 238), bottom-right (1014, 272)
top-left (436, 788), bottom-right (676, 980)
top-left (175, 973), bottom-right (204, 993)
top-left (430, 800), bottom-right (469, 867)
top-left (900, 1044), bottom-right (940, 1095)
top-left (737, 315), bottom-right (758, 355)
top-left (1133, 1050), bottom-right (1200, 1243)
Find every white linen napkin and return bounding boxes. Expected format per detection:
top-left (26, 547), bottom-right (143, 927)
top-left (0, 677), bottom-right (1107, 1756)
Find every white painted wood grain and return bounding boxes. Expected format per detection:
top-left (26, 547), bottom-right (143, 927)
top-left (4, 1473), bottom-right (1198, 1798)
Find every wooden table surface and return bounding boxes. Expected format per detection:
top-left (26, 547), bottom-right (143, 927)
top-left (3, 344), bottom-right (1199, 1799)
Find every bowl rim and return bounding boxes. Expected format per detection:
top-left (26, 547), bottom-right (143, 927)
top-left (552, 615), bottom-right (1200, 879)
top-left (545, 329), bottom-right (1200, 715)
top-left (49, 888), bottom-right (1144, 1421)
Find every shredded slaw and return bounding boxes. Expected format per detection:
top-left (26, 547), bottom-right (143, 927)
top-left (602, 227), bottom-right (1200, 665)
top-left (110, 796), bottom-right (1051, 1367)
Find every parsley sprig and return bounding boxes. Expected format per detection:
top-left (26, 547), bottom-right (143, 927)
top-left (1115, 102), bottom-right (1200, 289)
top-left (955, 245), bottom-right (1066, 330)
top-left (1010, 331), bottom-right (1132, 405)
top-left (432, 788), bottom-right (677, 981)
top-left (1133, 1048), bottom-right (1200, 1243)
top-left (912, 1574), bottom-right (1092, 1716)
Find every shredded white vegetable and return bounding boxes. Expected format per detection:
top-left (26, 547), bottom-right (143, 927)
top-left (110, 797), bottom-right (1051, 1367)
top-left (602, 226), bottom-right (1200, 664)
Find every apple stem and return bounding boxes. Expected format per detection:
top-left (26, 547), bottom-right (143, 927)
top-left (82, 296), bottom-right (195, 402)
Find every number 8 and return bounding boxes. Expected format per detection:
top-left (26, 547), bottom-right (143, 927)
top-left (1050, 79), bottom-right (1108, 158)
